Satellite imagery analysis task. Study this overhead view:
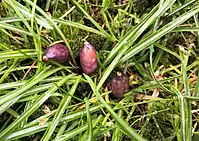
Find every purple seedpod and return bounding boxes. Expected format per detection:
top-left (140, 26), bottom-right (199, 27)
top-left (43, 44), bottom-right (69, 63)
top-left (80, 42), bottom-right (98, 74)
top-left (111, 72), bottom-right (129, 99)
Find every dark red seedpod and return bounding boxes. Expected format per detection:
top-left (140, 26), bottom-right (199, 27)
top-left (111, 72), bottom-right (129, 99)
top-left (43, 43), bottom-right (69, 63)
top-left (80, 42), bottom-right (98, 74)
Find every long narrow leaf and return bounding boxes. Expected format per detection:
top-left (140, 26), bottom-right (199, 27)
top-left (0, 74), bottom-right (75, 139)
top-left (41, 76), bottom-right (81, 141)
top-left (103, 0), bottom-right (176, 66)
top-left (84, 74), bottom-right (146, 141)
top-left (71, 0), bottom-right (115, 41)
top-left (121, 7), bottom-right (199, 63)
top-left (4, 104), bottom-right (103, 140)
top-left (24, 0), bottom-right (77, 65)
top-left (57, 115), bottom-right (103, 141)
top-left (84, 98), bottom-right (93, 141)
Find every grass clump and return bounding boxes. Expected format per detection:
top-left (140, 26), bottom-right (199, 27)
top-left (0, 0), bottom-right (199, 140)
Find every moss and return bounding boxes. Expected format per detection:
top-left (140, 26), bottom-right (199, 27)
top-left (0, 2), bottom-right (6, 17)
top-left (70, 30), bottom-right (113, 58)
top-left (0, 32), bottom-right (11, 50)
top-left (134, 0), bottom-right (159, 16)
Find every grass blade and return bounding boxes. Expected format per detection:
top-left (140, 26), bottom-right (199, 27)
top-left (41, 76), bottom-right (81, 141)
top-left (120, 7), bottom-right (199, 63)
top-left (24, 0), bottom-right (77, 66)
top-left (0, 74), bottom-right (75, 139)
top-left (103, 0), bottom-right (176, 66)
top-left (84, 98), bottom-right (93, 141)
top-left (0, 49), bottom-right (37, 60)
top-left (71, 0), bottom-right (116, 41)
top-left (84, 74), bottom-right (146, 141)
top-left (57, 115), bottom-right (103, 141)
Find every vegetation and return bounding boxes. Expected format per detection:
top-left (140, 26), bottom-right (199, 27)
top-left (0, 0), bottom-right (199, 140)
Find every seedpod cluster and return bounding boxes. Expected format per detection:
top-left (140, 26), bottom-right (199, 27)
top-left (43, 42), bottom-right (98, 75)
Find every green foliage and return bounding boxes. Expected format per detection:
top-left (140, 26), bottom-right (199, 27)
top-left (0, 0), bottom-right (199, 140)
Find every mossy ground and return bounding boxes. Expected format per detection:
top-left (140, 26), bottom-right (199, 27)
top-left (0, 0), bottom-right (199, 141)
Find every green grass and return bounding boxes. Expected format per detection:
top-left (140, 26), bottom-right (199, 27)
top-left (0, 0), bottom-right (199, 140)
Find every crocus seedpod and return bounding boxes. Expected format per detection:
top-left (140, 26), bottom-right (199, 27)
top-left (111, 72), bottom-right (129, 99)
top-left (43, 44), bottom-right (69, 63)
top-left (80, 42), bottom-right (98, 74)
